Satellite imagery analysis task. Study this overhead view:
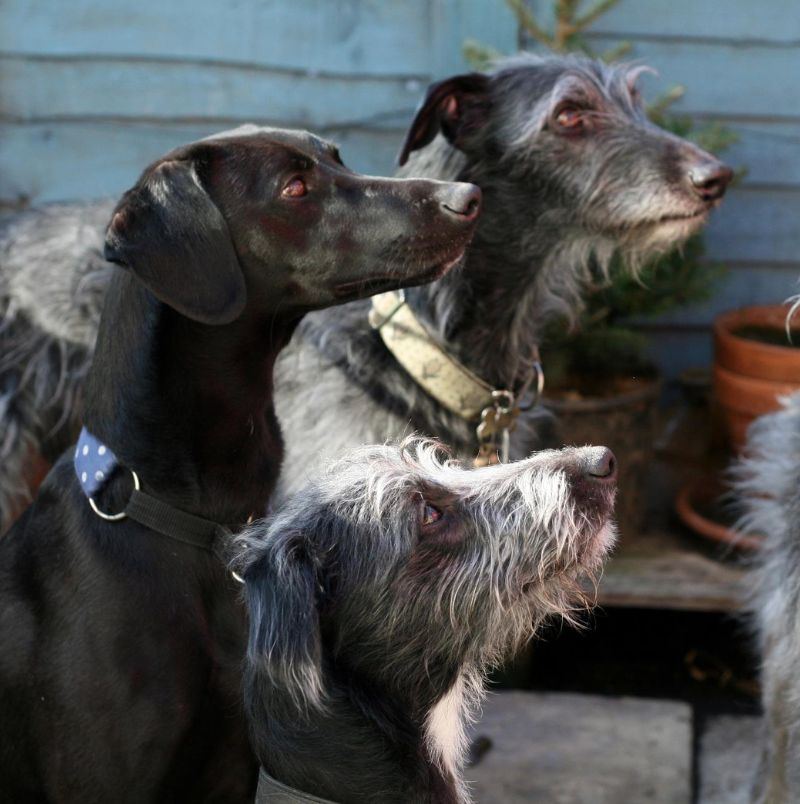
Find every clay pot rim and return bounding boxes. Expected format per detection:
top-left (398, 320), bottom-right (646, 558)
top-left (713, 364), bottom-right (800, 418)
top-left (674, 474), bottom-right (764, 552)
top-left (543, 375), bottom-right (661, 414)
top-left (714, 304), bottom-right (798, 359)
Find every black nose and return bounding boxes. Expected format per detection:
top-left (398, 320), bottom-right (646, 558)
top-left (583, 447), bottom-right (616, 483)
top-left (688, 159), bottom-right (733, 202)
top-left (439, 182), bottom-right (482, 222)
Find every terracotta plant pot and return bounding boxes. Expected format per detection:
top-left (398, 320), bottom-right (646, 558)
top-left (675, 474), bottom-right (763, 552)
top-left (544, 376), bottom-right (661, 542)
top-left (713, 305), bottom-right (800, 450)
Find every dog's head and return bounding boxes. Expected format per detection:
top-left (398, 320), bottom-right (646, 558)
top-left (104, 125), bottom-right (481, 325)
top-left (236, 439), bottom-right (616, 713)
top-left (400, 53), bottom-right (731, 260)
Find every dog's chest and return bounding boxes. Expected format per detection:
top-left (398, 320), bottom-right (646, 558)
top-left (424, 675), bottom-right (467, 779)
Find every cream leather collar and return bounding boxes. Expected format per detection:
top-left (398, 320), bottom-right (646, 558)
top-left (370, 290), bottom-right (500, 420)
top-left (369, 290), bottom-right (544, 465)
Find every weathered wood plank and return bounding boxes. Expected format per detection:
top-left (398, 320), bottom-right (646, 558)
top-left (527, 0), bottom-right (800, 44)
top-left (521, 36), bottom-right (800, 120)
top-left (469, 692), bottom-right (693, 804)
top-left (704, 188), bottom-right (800, 263)
top-left (632, 263), bottom-right (800, 328)
top-left (587, 37), bottom-right (800, 119)
top-left (1, 56), bottom-right (424, 127)
top-left (0, 123), bottom-right (403, 204)
top-left (430, 0), bottom-right (518, 76)
top-left (0, 0), bottom-right (433, 77)
top-left (597, 527), bottom-right (748, 613)
top-left (722, 121), bottom-right (800, 188)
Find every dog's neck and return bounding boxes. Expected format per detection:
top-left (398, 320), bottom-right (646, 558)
top-left (406, 193), bottom-right (600, 391)
top-left (253, 666), bottom-right (472, 804)
top-left (84, 273), bottom-right (299, 523)
top-left (400, 143), bottom-right (606, 389)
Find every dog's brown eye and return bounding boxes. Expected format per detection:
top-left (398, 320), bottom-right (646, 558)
top-left (282, 177), bottom-right (306, 198)
top-left (555, 107), bottom-right (584, 131)
top-left (421, 503), bottom-right (442, 527)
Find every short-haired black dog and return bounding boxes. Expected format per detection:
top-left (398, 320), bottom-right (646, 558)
top-left (0, 126), bottom-right (480, 803)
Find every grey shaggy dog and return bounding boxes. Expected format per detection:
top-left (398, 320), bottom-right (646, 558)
top-left (732, 392), bottom-right (800, 803)
top-left (0, 53), bottom-right (730, 527)
top-left (0, 203), bottom-right (111, 525)
top-left (274, 52), bottom-right (730, 498)
top-left (235, 438), bottom-right (617, 803)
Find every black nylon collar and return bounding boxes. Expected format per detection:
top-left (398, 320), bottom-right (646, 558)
top-left (75, 427), bottom-right (242, 553)
top-left (124, 488), bottom-right (232, 552)
top-left (255, 767), bottom-right (338, 804)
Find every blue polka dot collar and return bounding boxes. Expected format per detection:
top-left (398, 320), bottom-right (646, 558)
top-left (71, 427), bottom-right (243, 561)
top-left (74, 427), bottom-right (119, 497)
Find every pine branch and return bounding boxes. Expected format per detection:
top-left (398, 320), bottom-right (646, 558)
top-left (600, 41), bottom-right (632, 62)
top-left (463, 40), bottom-right (503, 71)
top-left (506, 0), bottom-right (555, 48)
top-left (555, 0), bottom-right (580, 49)
top-left (574, 0), bottom-right (622, 32)
top-left (647, 84), bottom-right (685, 118)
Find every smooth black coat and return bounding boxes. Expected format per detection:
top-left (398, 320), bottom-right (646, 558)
top-left (0, 126), bottom-right (480, 803)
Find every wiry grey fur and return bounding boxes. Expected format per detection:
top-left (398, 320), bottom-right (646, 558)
top-left (731, 393), bottom-right (800, 803)
top-left (235, 438), bottom-right (617, 803)
top-left (274, 53), bottom-right (729, 499)
top-left (0, 203), bottom-right (111, 525)
top-left (0, 53), bottom-right (728, 527)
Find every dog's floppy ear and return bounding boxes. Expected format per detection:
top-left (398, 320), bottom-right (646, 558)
top-left (104, 156), bottom-right (247, 325)
top-left (398, 73), bottom-right (491, 166)
top-left (242, 529), bottom-right (324, 712)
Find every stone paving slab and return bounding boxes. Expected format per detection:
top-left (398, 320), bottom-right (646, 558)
top-left (467, 691), bottom-right (692, 804)
top-left (697, 714), bottom-right (762, 804)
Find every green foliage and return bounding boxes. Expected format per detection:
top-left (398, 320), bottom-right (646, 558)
top-left (504, 0), bottom-right (631, 58)
top-left (544, 237), bottom-right (727, 386)
top-left (462, 40), bottom-right (502, 72)
top-left (464, 0), bottom-right (738, 380)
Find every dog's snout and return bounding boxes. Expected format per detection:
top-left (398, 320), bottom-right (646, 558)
top-left (688, 159), bottom-right (733, 202)
top-left (439, 183), bottom-right (482, 222)
top-left (582, 447), bottom-right (617, 483)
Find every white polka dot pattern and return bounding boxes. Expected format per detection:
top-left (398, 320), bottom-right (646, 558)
top-left (73, 428), bottom-right (119, 497)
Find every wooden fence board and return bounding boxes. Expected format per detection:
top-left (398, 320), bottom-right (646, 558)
top-left (0, 122), bottom-right (403, 203)
top-left (1, 56), bottom-right (423, 127)
top-left (703, 188), bottom-right (800, 263)
top-left (0, 0), bottom-right (432, 76)
top-left (527, 0), bottom-right (800, 43)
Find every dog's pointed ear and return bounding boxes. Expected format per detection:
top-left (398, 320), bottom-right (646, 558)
top-left (104, 156), bottom-right (246, 325)
top-left (241, 529), bottom-right (324, 712)
top-left (398, 73), bottom-right (491, 166)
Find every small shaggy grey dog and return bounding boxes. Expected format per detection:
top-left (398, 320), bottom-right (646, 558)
top-left (0, 52), bottom-right (730, 527)
top-left (235, 439), bottom-right (617, 803)
top-left (733, 393), bottom-right (800, 803)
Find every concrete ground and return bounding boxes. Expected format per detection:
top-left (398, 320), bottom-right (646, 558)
top-left (466, 692), bottom-right (761, 804)
top-left (696, 714), bottom-right (761, 804)
top-left (468, 691), bottom-right (692, 804)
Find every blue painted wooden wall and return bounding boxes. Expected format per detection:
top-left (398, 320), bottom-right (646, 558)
top-left (1, 0), bottom-right (797, 377)
top-left (0, 1), bottom-right (516, 200)
top-left (531, 0), bottom-right (800, 377)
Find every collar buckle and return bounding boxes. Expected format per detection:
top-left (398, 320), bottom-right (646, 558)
top-left (88, 469), bottom-right (140, 521)
top-left (369, 292), bottom-right (545, 467)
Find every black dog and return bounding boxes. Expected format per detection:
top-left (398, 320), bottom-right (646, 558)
top-left (0, 126), bottom-right (480, 803)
